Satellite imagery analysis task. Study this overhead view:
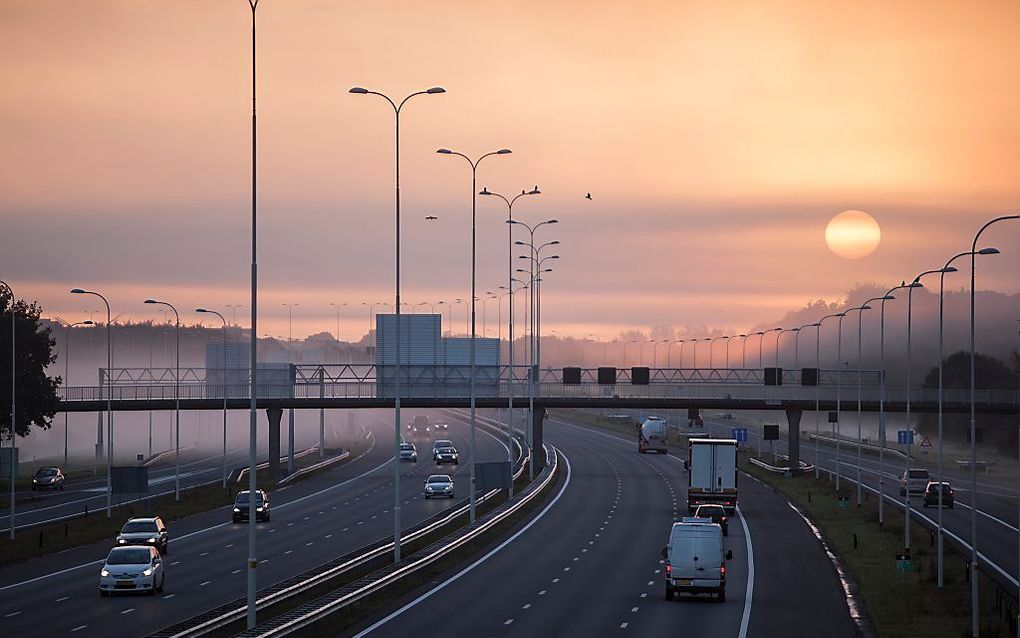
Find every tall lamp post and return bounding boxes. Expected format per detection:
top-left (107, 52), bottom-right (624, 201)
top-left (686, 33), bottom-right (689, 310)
top-left (968, 215), bottom-right (1018, 636)
top-left (144, 299), bottom-right (180, 500)
top-left (857, 296), bottom-right (888, 505)
top-left (481, 187), bottom-right (540, 498)
top-left (775, 327), bottom-right (798, 368)
top-left (351, 84), bottom-right (445, 560)
top-left (70, 287), bottom-right (113, 517)
top-left (197, 308), bottom-right (229, 486)
top-left (62, 320), bottom-right (94, 470)
top-left (510, 218), bottom-right (558, 479)
top-left (1, 280), bottom-right (15, 539)
top-left (813, 317), bottom-right (841, 478)
top-left (437, 146), bottom-right (512, 522)
top-left (829, 311), bottom-right (851, 489)
top-left (329, 302), bottom-right (346, 364)
top-left (878, 283), bottom-right (916, 527)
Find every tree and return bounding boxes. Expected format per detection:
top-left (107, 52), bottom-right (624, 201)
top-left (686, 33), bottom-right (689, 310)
top-left (917, 351), bottom-right (1018, 452)
top-left (0, 288), bottom-right (60, 440)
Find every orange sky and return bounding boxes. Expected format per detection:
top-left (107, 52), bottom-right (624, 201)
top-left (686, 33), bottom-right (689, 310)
top-left (1, 1), bottom-right (1018, 340)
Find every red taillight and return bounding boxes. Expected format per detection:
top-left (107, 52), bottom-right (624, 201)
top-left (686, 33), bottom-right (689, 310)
top-left (720, 563), bottom-right (726, 576)
top-left (721, 516), bottom-right (727, 521)
top-left (666, 563), bottom-right (672, 574)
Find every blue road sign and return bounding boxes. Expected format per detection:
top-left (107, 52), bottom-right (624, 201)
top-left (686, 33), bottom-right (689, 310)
top-left (732, 428), bottom-right (748, 443)
top-left (897, 430), bottom-right (914, 446)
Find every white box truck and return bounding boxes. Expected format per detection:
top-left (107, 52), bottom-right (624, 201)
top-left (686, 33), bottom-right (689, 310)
top-left (687, 438), bottom-right (738, 514)
top-left (638, 416), bottom-right (669, 454)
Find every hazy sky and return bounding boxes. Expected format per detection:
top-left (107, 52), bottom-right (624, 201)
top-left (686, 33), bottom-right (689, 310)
top-left (2, 0), bottom-right (1018, 341)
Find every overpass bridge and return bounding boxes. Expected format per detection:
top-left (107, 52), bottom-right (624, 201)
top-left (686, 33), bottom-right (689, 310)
top-left (57, 364), bottom-right (1018, 474)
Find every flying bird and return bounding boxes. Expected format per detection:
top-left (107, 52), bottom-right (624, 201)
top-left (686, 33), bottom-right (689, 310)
top-left (585, 192), bottom-right (592, 200)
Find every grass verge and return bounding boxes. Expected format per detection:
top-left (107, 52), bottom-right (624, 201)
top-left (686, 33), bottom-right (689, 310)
top-left (742, 456), bottom-right (1017, 637)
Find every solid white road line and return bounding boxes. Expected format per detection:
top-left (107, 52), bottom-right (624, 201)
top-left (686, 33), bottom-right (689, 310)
top-left (736, 506), bottom-right (755, 638)
top-left (352, 449), bottom-right (572, 638)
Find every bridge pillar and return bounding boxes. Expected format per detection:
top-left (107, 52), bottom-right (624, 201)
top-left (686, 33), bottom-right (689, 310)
top-left (288, 408), bottom-right (295, 474)
top-left (786, 409), bottom-right (802, 473)
top-left (531, 406), bottom-right (546, 475)
top-left (267, 408), bottom-right (283, 478)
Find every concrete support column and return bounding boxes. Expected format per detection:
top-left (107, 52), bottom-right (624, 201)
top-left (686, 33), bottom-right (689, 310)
top-left (288, 408), bottom-right (295, 474)
top-left (267, 408), bottom-right (282, 479)
top-left (532, 406), bottom-right (546, 473)
top-left (786, 409), bottom-right (802, 473)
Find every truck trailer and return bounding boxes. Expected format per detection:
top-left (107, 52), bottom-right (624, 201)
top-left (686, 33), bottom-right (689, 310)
top-left (687, 438), bottom-right (738, 513)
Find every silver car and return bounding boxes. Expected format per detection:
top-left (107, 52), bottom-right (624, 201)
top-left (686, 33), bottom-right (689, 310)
top-left (400, 443), bottom-right (418, 463)
top-left (424, 474), bottom-right (454, 499)
top-left (99, 546), bottom-right (165, 596)
top-left (900, 468), bottom-right (931, 495)
top-left (116, 516), bottom-right (169, 554)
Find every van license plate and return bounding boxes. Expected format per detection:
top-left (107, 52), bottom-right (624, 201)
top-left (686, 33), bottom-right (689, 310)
top-left (676, 579), bottom-right (692, 586)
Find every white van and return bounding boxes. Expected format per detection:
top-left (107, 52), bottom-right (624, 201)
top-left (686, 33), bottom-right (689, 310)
top-left (661, 518), bottom-right (732, 602)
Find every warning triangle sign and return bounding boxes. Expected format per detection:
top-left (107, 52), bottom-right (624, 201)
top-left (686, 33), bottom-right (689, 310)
top-left (919, 435), bottom-right (932, 448)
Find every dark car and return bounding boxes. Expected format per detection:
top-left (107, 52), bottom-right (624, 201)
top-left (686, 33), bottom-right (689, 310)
top-left (694, 504), bottom-right (729, 536)
top-left (233, 490), bottom-right (270, 523)
top-left (116, 516), bottom-right (169, 554)
top-left (32, 466), bottom-right (65, 491)
top-left (922, 481), bottom-right (954, 508)
top-left (433, 422), bottom-right (449, 432)
top-left (434, 447), bottom-right (459, 465)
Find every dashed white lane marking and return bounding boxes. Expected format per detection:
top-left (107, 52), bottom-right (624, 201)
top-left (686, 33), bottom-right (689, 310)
top-left (199, 552), bottom-right (208, 556)
top-left (232, 569), bottom-right (242, 574)
top-left (631, 606), bottom-right (639, 612)
top-left (306, 542), bottom-right (314, 546)
top-left (225, 543), bottom-right (233, 548)
top-left (303, 516), bottom-right (310, 521)
top-left (647, 580), bottom-right (654, 586)
top-left (342, 527), bottom-right (349, 532)
top-left (620, 622), bottom-right (629, 629)
top-left (553, 578), bottom-right (560, 583)
top-left (70, 625), bottom-right (88, 632)
top-left (504, 619), bottom-right (514, 626)
top-left (284, 550), bottom-right (293, 555)
top-left (163, 593), bottom-right (176, 599)
top-left (357, 521), bottom-right (364, 525)
top-left (563, 567), bottom-right (571, 572)
top-left (640, 593), bottom-right (647, 598)
top-left (171, 561), bottom-right (181, 566)
top-left (5, 611), bottom-right (21, 617)
top-left (56, 596), bottom-right (69, 602)
top-left (538, 590), bottom-right (547, 595)
top-left (199, 581), bottom-right (211, 586)
top-left (325, 534), bottom-right (333, 539)
top-left (522, 603), bottom-right (531, 609)
top-left (287, 522), bottom-right (294, 527)
top-left (120, 608), bottom-right (134, 614)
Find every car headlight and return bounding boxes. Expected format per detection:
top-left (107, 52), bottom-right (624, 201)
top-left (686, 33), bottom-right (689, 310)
top-left (233, 507), bottom-right (241, 512)
top-left (256, 507), bottom-right (264, 512)
top-left (32, 479), bottom-right (38, 483)
top-left (147, 536), bottom-right (158, 543)
top-left (118, 538), bottom-right (126, 544)
top-left (142, 568), bottom-right (152, 577)
top-left (101, 569), bottom-right (110, 577)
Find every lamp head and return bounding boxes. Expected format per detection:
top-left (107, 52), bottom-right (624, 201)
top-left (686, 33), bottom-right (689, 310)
top-left (348, 87), bottom-right (368, 94)
top-left (527, 186), bottom-right (541, 195)
top-left (144, 299), bottom-right (157, 304)
top-left (426, 86), bottom-right (446, 94)
top-left (196, 308), bottom-right (209, 313)
top-left (944, 266), bottom-right (958, 273)
top-left (979, 247), bottom-right (1000, 255)
top-left (436, 148), bottom-right (452, 154)
top-left (546, 218), bottom-right (559, 224)
top-left (70, 288), bottom-right (86, 294)
top-left (884, 294), bottom-right (896, 301)
top-left (496, 148), bottom-right (512, 154)
top-left (479, 187), bottom-right (492, 195)
top-left (861, 305), bottom-right (872, 311)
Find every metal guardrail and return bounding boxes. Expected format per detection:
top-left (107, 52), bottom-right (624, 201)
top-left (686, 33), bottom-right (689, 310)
top-left (808, 434), bottom-right (908, 461)
top-left (146, 417), bottom-right (529, 638)
top-left (749, 456), bottom-right (815, 474)
top-left (235, 447), bottom-right (319, 484)
top-left (236, 443), bottom-right (559, 638)
top-left (276, 450), bottom-right (350, 486)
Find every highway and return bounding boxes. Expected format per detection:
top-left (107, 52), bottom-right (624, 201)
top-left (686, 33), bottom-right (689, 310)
top-left (710, 419), bottom-right (1020, 592)
top-left (0, 409), bottom-right (509, 637)
top-left (352, 413), bottom-right (856, 637)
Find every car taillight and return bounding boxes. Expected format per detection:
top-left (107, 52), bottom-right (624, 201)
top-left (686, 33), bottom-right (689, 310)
top-left (666, 563), bottom-right (671, 574)
top-left (720, 563), bottom-right (726, 576)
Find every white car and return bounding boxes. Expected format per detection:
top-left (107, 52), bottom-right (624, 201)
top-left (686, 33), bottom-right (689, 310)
top-left (424, 474), bottom-right (455, 499)
top-left (99, 546), bottom-right (165, 596)
top-left (900, 468), bottom-right (931, 495)
top-left (400, 443), bottom-right (418, 463)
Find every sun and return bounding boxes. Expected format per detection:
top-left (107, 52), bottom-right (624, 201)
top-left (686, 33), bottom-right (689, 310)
top-left (825, 210), bottom-right (881, 260)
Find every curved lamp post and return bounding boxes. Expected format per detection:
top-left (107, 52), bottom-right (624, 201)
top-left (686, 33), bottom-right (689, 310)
top-left (144, 299), bottom-right (181, 500)
top-left (197, 308), bottom-right (230, 484)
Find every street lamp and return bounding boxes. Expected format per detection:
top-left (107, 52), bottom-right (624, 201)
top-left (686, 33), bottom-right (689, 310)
top-left (794, 323), bottom-right (819, 369)
top-left (1, 280), bottom-right (15, 539)
top-left (775, 327), bottom-right (799, 368)
top-left (70, 287), bottom-right (113, 518)
top-left (811, 318), bottom-right (838, 478)
top-left (144, 299), bottom-right (181, 501)
top-left (480, 188), bottom-right (541, 468)
top-left (196, 308), bottom-right (230, 485)
top-left (732, 334), bottom-right (747, 369)
top-left (759, 328), bottom-right (781, 369)
top-left (856, 296), bottom-right (889, 505)
top-left (693, 338), bottom-right (706, 369)
top-left (329, 302), bottom-right (346, 364)
top-left (61, 320), bottom-right (94, 470)
top-left (352, 84), bottom-right (445, 561)
top-left (968, 215), bottom-right (1017, 635)
top-left (509, 217), bottom-right (558, 480)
